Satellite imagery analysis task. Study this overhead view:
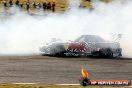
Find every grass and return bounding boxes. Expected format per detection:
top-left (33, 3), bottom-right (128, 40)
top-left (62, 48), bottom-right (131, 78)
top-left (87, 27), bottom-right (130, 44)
top-left (0, 0), bottom-right (113, 13)
top-left (0, 84), bottom-right (131, 88)
top-left (0, 0), bottom-right (68, 12)
top-left (0, 0), bottom-right (93, 12)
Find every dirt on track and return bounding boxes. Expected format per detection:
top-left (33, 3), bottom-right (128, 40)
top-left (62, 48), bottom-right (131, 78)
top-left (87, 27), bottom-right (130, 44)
top-left (0, 55), bottom-right (131, 84)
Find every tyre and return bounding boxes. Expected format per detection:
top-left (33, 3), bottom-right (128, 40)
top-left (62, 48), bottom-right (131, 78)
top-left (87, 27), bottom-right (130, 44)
top-left (106, 48), bottom-right (113, 57)
top-left (53, 45), bottom-right (66, 56)
top-left (118, 48), bottom-right (122, 56)
top-left (99, 48), bottom-right (113, 57)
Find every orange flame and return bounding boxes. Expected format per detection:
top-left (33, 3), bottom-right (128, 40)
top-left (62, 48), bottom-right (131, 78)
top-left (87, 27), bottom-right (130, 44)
top-left (81, 68), bottom-right (89, 78)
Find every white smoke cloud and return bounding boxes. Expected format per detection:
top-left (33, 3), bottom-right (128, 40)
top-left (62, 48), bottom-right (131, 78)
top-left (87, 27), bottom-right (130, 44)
top-left (0, 0), bottom-right (132, 57)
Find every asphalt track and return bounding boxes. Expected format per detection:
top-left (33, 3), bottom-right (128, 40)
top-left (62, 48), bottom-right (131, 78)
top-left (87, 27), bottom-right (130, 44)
top-left (0, 56), bottom-right (131, 84)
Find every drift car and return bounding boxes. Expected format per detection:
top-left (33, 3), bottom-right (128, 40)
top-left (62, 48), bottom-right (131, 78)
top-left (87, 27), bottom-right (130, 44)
top-left (40, 35), bottom-right (122, 57)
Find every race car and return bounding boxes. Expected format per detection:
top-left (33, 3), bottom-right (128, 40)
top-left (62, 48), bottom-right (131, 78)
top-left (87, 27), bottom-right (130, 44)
top-left (40, 35), bottom-right (122, 57)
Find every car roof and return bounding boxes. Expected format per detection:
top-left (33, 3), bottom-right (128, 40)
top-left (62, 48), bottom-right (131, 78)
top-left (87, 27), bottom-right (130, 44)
top-left (75, 35), bottom-right (105, 43)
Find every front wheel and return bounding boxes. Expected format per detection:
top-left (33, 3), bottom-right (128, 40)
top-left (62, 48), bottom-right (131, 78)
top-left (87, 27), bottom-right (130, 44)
top-left (53, 45), bottom-right (66, 57)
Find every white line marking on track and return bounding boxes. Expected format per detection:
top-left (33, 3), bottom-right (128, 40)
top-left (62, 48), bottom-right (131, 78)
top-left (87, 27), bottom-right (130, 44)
top-left (11, 83), bottom-right (132, 87)
top-left (12, 83), bottom-right (38, 84)
top-left (12, 83), bottom-right (80, 86)
top-left (55, 84), bottom-right (80, 86)
top-left (12, 83), bottom-right (80, 85)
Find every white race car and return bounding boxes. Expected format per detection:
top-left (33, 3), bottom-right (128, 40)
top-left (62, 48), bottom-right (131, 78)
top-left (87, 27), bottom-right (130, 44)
top-left (40, 35), bottom-right (122, 57)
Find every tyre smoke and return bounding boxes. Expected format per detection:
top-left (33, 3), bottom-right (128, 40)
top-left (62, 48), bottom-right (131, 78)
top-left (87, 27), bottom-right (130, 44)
top-left (0, 0), bottom-right (132, 57)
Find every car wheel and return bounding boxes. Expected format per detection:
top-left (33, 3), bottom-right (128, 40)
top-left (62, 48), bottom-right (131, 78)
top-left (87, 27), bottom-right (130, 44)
top-left (99, 48), bottom-right (113, 57)
top-left (106, 48), bottom-right (113, 57)
top-left (118, 48), bottom-right (122, 56)
top-left (54, 45), bottom-right (66, 56)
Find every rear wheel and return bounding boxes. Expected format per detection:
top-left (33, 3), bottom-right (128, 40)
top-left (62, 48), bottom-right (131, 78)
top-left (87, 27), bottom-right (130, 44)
top-left (107, 48), bottom-right (113, 57)
top-left (99, 48), bottom-right (113, 57)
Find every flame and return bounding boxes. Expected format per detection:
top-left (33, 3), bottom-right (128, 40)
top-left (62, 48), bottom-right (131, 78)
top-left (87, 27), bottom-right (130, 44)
top-left (81, 68), bottom-right (89, 78)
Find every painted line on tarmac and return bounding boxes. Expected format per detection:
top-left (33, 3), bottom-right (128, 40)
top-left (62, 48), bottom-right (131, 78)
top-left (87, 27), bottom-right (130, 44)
top-left (12, 83), bottom-right (80, 85)
top-left (55, 84), bottom-right (80, 86)
top-left (12, 83), bottom-right (38, 84)
top-left (11, 83), bottom-right (132, 87)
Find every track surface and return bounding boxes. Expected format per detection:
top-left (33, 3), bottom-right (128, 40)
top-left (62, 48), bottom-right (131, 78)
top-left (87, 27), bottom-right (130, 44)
top-left (0, 56), bottom-right (131, 84)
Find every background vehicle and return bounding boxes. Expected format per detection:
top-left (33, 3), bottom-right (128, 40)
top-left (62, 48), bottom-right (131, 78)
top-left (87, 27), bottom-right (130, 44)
top-left (40, 35), bottom-right (122, 57)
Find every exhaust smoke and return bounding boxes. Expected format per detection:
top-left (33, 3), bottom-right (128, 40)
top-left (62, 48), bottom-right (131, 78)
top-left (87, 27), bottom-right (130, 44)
top-left (0, 0), bottom-right (132, 57)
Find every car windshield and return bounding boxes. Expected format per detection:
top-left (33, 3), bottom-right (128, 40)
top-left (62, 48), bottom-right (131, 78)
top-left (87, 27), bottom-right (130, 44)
top-left (75, 35), bottom-right (105, 43)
